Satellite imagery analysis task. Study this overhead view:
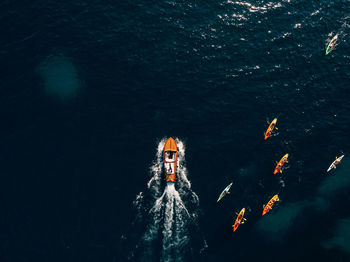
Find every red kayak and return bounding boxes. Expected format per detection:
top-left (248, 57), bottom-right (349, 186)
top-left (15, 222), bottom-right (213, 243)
top-left (264, 118), bottom-right (277, 140)
top-left (273, 154), bottom-right (288, 174)
top-left (262, 195), bottom-right (280, 216)
top-left (232, 208), bottom-right (246, 232)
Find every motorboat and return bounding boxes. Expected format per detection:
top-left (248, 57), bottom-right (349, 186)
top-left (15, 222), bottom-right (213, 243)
top-left (163, 137), bottom-right (178, 183)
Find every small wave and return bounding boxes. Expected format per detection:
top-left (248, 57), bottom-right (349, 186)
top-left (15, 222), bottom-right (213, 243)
top-left (227, 1), bottom-right (283, 14)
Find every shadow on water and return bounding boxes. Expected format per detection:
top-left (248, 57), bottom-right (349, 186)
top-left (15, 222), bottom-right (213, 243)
top-left (37, 55), bottom-right (80, 101)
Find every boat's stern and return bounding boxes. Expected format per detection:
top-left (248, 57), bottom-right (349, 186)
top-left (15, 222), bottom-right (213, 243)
top-left (166, 181), bottom-right (175, 187)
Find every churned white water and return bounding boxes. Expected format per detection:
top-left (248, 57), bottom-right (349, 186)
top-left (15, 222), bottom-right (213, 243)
top-left (131, 138), bottom-right (202, 262)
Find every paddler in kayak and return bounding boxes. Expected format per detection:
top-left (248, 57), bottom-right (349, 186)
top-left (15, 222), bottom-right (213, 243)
top-left (264, 118), bottom-right (278, 140)
top-left (232, 208), bottom-right (247, 232)
top-left (262, 195), bottom-right (280, 216)
top-left (327, 155), bottom-right (344, 172)
top-left (274, 154), bottom-right (289, 174)
top-left (217, 182), bottom-right (233, 202)
top-left (325, 34), bottom-right (338, 55)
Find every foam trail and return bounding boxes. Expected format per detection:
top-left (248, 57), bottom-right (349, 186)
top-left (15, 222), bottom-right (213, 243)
top-left (161, 184), bottom-right (190, 261)
top-left (176, 139), bottom-right (191, 189)
top-left (175, 138), bottom-right (200, 219)
top-left (129, 138), bottom-right (203, 262)
top-left (132, 192), bottom-right (145, 224)
top-left (147, 138), bottom-right (167, 199)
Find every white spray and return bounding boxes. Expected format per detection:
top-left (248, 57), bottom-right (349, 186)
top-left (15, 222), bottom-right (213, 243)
top-left (131, 138), bottom-right (203, 262)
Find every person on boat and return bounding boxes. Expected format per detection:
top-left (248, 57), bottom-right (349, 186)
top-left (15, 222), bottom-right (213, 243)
top-left (168, 164), bottom-right (172, 173)
top-left (330, 38), bottom-right (337, 48)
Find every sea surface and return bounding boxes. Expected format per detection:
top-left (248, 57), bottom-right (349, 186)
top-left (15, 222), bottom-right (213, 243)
top-left (1, 0), bottom-right (350, 261)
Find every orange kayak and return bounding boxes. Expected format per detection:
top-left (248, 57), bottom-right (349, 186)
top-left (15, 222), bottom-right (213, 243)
top-left (264, 118), bottom-right (277, 140)
top-left (273, 153), bottom-right (288, 174)
top-left (262, 195), bottom-right (280, 216)
top-left (232, 208), bottom-right (246, 232)
top-left (163, 137), bottom-right (178, 183)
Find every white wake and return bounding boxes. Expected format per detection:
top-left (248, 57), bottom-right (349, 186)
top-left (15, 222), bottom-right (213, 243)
top-left (131, 138), bottom-right (203, 262)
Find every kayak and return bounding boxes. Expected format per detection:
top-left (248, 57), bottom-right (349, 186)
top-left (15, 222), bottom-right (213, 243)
top-left (273, 154), bottom-right (289, 174)
top-left (262, 195), bottom-right (280, 216)
top-left (163, 137), bottom-right (178, 183)
top-left (264, 118), bottom-right (277, 140)
top-left (232, 208), bottom-right (246, 232)
top-left (327, 155), bottom-right (344, 172)
top-left (325, 34), bottom-right (338, 55)
top-left (217, 182), bottom-right (233, 202)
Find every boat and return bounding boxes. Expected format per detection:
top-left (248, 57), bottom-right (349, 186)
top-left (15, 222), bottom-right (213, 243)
top-left (232, 208), bottom-right (246, 232)
top-left (325, 34), bottom-right (338, 55)
top-left (163, 137), bottom-right (178, 183)
top-left (264, 118), bottom-right (278, 140)
top-left (327, 155), bottom-right (344, 172)
top-left (273, 153), bottom-right (289, 174)
top-left (262, 195), bottom-right (280, 216)
top-left (217, 182), bottom-right (233, 202)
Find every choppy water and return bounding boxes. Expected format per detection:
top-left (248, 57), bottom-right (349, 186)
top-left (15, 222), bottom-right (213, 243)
top-left (1, 0), bottom-right (350, 261)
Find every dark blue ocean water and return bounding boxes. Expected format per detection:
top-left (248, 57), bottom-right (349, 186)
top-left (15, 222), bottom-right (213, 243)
top-left (1, 0), bottom-right (350, 261)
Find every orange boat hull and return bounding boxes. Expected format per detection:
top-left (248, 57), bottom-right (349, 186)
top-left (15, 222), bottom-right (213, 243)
top-left (163, 137), bottom-right (178, 183)
top-left (233, 208), bottom-right (245, 232)
top-left (264, 118), bottom-right (277, 140)
top-left (273, 154), bottom-right (288, 174)
top-left (262, 195), bottom-right (280, 216)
